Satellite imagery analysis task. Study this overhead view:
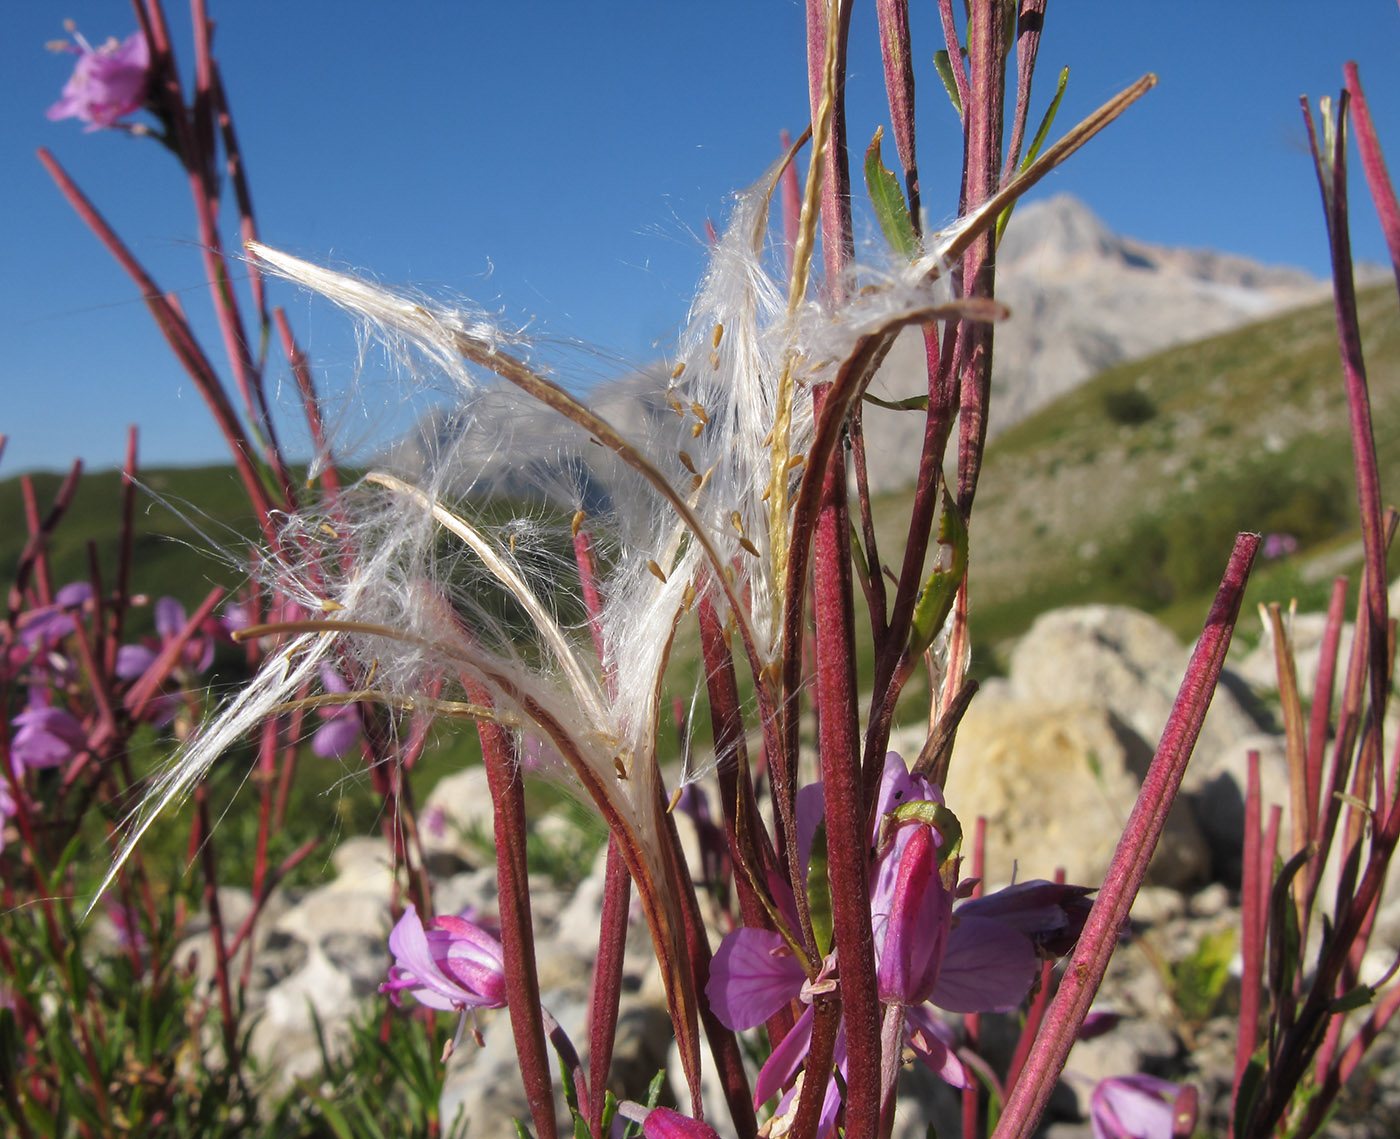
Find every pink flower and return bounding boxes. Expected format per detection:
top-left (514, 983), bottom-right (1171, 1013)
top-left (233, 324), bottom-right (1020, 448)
top-left (311, 665), bottom-right (362, 758)
top-left (10, 702), bottom-right (86, 773)
top-left (706, 753), bottom-right (1092, 1132)
top-left (639, 1107), bottom-right (722, 1139)
top-left (1089, 1074), bottom-right (1191, 1139)
top-left (381, 904), bottom-right (507, 1050)
top-left (16, 582), bottom-right (91, 649)
top-left (46, 28), bottom-right (150, 132)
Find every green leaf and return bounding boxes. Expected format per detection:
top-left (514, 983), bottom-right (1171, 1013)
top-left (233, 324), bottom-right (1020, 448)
top-left (1329, 983), bottom-right (1375, 1013)
top-left (932, 50), bottom-right (963, 117)
top-left (1232, 1055), bottom-right (1265, 1139)
top-left (513, 1118), bottom-right (534, 1139)
top-left (807, 821), bottom-right (834, 956)
top-left (864, 127), bottom-right (921, 260)
top-left (557, 1052), bottom-right (579, 1113)
top-left (908, 487), bottom-right (968, 658)
top-left (996, 66), bottom-right (1070, 244)
top-left (862, 391), bottom-right (929, 412)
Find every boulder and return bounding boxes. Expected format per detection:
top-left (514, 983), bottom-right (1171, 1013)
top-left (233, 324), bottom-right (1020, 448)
top-left (1006, 605), bottom-right (1265, 783)
top-left (942, 690), bottom-right (1210, 890)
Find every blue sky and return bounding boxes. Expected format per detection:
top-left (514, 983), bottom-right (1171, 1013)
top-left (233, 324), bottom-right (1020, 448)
top-left (5, 2), bottom-right (1399, 476)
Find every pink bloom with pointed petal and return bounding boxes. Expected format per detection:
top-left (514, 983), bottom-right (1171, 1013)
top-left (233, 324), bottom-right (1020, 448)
top-left (640, 1106), bottom-right (723, 1139)
top-left (1089, 1074), bottom-right (1188, 1139)
top-left (47, 29), bottom-right (150, 132)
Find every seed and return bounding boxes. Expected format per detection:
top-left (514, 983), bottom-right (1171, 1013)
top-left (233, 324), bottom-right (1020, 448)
top-left (785, 454), bottom-right (806, 472)
top-left (671, 361), bottom-right (686, 380)
top-left (712, 323), bottom-right (724, 348)
top-left (730, 510), bottom-right (745, 535)
top-left (647, 559), bottom-right (668, 584)
top-left (708, 351), bottom-right (720, 370)
top-left (319, 598), bottom-right (345, 612)
top-left (739, 537), bottom-right (760, 556)
top-left (691, 402), bottom-right (709, 424)
top-left (691, 421), bottom-right (704, 437)
top-left (678, 451), bottom-right (697, 474)
top-left (667, 786), bottom-right (684, 813)
top-left (571, 509), bottom-right (586, 537)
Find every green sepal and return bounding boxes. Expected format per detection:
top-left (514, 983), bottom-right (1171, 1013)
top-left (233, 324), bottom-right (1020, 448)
top-left (865, 127), bottom-right (921, 260)
top-left (600, 1091), bottom-right (621, 1139)
top-left (643, 1068), bottom-right (666, 1107)
top-left (880, 801), bottom-right (963, 867)
top-left (908, 487), bottom-right (967, 658)
top-left (933, 50), bottom-right (963, 117)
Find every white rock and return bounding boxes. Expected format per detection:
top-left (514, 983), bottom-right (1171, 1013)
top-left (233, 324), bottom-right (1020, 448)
top-left (943, 691), bottom-right (1210, 890)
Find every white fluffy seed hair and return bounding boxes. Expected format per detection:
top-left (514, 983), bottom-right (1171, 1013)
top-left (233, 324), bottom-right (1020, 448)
top-left (99, 162), bottom-right (977, 907)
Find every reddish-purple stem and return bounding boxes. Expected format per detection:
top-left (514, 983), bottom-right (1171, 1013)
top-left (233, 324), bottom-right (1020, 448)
top-left (1231, 751), bottom-right (1264, 1129)
top-left (1305, 94), bottom-right (1389, 743)
top-left (875, 0), bottom-right (920, 220)
top-left (36, 148), bottom-right (279, 542)
top-left (936, 0), bottom-right (972, 118)
top-left (961, 817), bottom-right (987, 1139)
top-left (1001, 1), bottom-right (1047, 185)
top-left (586, 839), bottom-right (628, 1137)
top-left (993, 533), bottom-right (1258, 1139)
top-left (1344, 63), bottom-right (1400, 298)
top-left (954, 0), bottom-right (1007, 521)
top-left (194, 787), bottom-right (241, 1068)
top-left (474, 706), bottom-right (558, 1139)
top-left (806, 0), bottom-right (855, 291)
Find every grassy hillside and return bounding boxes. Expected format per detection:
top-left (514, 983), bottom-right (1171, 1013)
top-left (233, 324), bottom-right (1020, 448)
top-left (883, 283), bottom-right (1400, 664)
top-left (0, 463), bottom-right (261, 620)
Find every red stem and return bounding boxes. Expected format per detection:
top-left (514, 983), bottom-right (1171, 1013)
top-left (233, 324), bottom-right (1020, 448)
top-left (954, 0), bottom-right (1008, 521)
top-left (36, 148), bottom-right (280, 544)
top-left (1231, 751), bottom-right (1264, 1131)
top-left (993, 534), bottom-right (1258, 1139)
top-left (472, 694), bottom-right (557, 1139)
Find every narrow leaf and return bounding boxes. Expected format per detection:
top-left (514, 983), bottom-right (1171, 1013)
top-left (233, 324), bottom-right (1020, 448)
top-left (997, 66), bottom-right (1069, 243)
top-left (865, 127), bottom-right (921, 259)
top-left (933, 49), bottom-right (963, 116)
top-left (908, 487), bottom-right (967, 657)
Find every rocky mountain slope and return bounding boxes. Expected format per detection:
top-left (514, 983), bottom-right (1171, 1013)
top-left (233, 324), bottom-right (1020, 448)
top-left (392, 195), bottom-right (1329, 498)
